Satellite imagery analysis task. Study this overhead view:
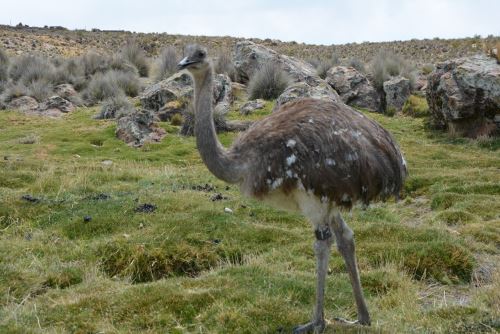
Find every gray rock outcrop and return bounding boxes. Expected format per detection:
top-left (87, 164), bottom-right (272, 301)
top-left (240, 99), bottom-right (265, 115)
top-left (426, 55), bottom-right (500, 137)
top-left (325, 66), bottom-right (381, 112)
top-left (272, 82), bottom-right (340, 112)
top-left (116, 109), bottom-right (166, 147)
top-left (383, 76), bottom-right (411, 111)
top-left (233, 41), bottom-right (322, 86)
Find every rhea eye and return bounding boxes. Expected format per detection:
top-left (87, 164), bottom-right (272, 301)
top-left (198, 51), bottom-right (205, 57)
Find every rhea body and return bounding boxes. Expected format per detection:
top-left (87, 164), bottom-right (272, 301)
top-left (178, 46), bottom-right (406, 333)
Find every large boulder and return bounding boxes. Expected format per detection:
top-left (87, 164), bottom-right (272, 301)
top-left (325, 66), bottom-right (381, 112)
top-left (234, 41), bottom-right (322, 86)
top-left (116, 109), bottom-right (166, 147)
top-left (140, 72), bottom-right (232, 119)
top-left (38, 96), bottom-right (75, 113)
top-left (383, 76), bottom-right (411, 111)
top-left (7, 96), bottom-right (39, 111)
top-left (427, 55), bottom-right (500, 137)
top-left (272, 82), bottom-right (340, 112)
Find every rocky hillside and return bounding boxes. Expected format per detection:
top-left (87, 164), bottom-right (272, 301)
top-left (1, 24), bottom-right (499, 66)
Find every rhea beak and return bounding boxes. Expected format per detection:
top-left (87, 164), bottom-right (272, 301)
top-left (177, 57), bottom-right (197, 70)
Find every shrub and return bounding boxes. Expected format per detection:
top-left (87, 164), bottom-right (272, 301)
top-left (83, 72), bottom-right (121, 104)
top-left (155, 46), bottom-right (178, 82)
top-left (421, 63), bottom-right (435, 75)
top-left (26, 80), bottom-right (54, 102)
top-left (170, 113), bottom-right (183, 126)
top-left (0, 47), bottom-right (9, 86)
top-left (79, 51), bottom-right (110, 77)
top-left (9, 54), bottom-right (56, 85)
top-left (95, 94), bottom-right (134, 119)
top-left (180, 103), bottom-right (227, 136)
top-left (0, 81), bottom-right (28, 103)
top-left (53, 58), bottom-right (86, 90)
top-left (371, 51), bottom-right (416, 90)
top-left (248, 62), bottom-right (290, 100)
top-left (402, 95), bottom-right (429, 117)
top-left (316, 59), bottom-right (333, 79)
top-left (214, 51), bottom-right (238, 81)
top-left (107, 70), bottom-right (141, 97)
top-left (120, 41), bottom-right (149, 77)
top-left (349, 57), bottom-right (366, 73)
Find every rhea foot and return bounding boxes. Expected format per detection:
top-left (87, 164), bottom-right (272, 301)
top-left (334, 316), bottom-right (371, 326)
top-left (292, 320), bottom-right (325, 334)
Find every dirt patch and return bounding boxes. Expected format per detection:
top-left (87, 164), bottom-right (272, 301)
top-left (134, 203), bottom-right (157, 213)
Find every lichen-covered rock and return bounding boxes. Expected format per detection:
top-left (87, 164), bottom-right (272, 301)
top-left (116, 109), bottom-right (166, 147)
top-left (38, 95), bottom-right (75, 113)
top-left (240, 99), bottom-right (265, 115)
top-left (427, 55), bottom-right (500, 137)
top-left (234, 41), bottom-right (322, 86)
top-left (7, 96), bottom-right (38, 111)
top-left (140, 72), bottom-right (232, 115)
top-left (273, 82), bottom-right (340, 112)
top-left (325, 66), bottom-right (381, 112)
top-left (383, 76), bottom-right (411, 111)
top-left (54, 84), bottom-right (77, 99)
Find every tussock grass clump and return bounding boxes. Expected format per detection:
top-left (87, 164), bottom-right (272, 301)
top-left (0, 81), bottom-right (28, 103)
top-left (214, 51), bottom-right (238, 81)
top-left (53, 58), bottom-right (86, 90)
top-left (95, 95), bottom-right (134, 119)
top-left (155, 46), bottom-right (178, 82)
top-left (43, 267), bottom-right (83, 289)
top-left (316, 59), bottom-right (334, 79)
top-left (26, 80), bottom-right (54, 102)
top-left (98, 239), bottom-right (220, 283)
top-left (180, 103), bottom-right (228, 136)
top-left (0, 47), bottom-right (8, 86)
top-left (371, 50), bottom-right (416, 90)
top-left (402, 95), bottom-right (429, 117)
top-left (248, 62), bottom-right (290, 100)
top-left (422, 63), bottom-right (435, 75)
top-left (435, 210), bottom-right (477, 225)
top-left (120, 41), bottom-right (149, 77)
top-left (18, 133), bottom-right (40, 144)
top-left (79, 51), bottom-right (110, 77)
top-left (349, 57), bottom-right (366, 73)
top-left (170, 113), bottom-right (183, 126)
top-left (83, 70), bottom-right (140, 105)
top-left (9, 54), bottom-right (56, 85)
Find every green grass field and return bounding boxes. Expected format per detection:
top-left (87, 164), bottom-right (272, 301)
top-left (0, 104), bottom-right (499, 333)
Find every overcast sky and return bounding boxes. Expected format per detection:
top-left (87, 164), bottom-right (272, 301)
top-left (1, 0), bottom-right (498, 45)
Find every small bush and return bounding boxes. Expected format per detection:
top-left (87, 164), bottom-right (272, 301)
top-left (248, 62), bottom-right (290, 100)
top-left (18, 133), bottom-right (40, 144)
top-left (371, 51), bottom-right (416, 90)
top-left (214, 51), bottom-right (238, 81)
top-left (0, 47), bottom-right (9, 86)
top-left (316, 59), bottom-right (333, 79)
top-left (155, 46), bottom-right (178, 82)
top-left (402, 95), bottom-right (429, 117)
top-left (9, 54), bottom-right (56, 85)
top-left (95, 94), bottom-right (134, 119)
top-left (421, 63), bottom-right (435, 75)
top-left (79, 51), bottom-right (110, 77)
top-left (349, 57), bottom-right (366, 73)
top-left (83, 72), bottom-right (121, 105)
top-left (107, 70), bottom-right (141, 97)
top-left (120, 41), bottom-right (149, 77)
top-left (0, 81), bottom-right (28, 103)
top-left (26, 80), bottom-right (54, 102)
top-left (53, 58), bottom-right (86, 90)
top-left (180, 103), bottom-right (228, 136)
top-left (170, 113), bottom-right (183, 126)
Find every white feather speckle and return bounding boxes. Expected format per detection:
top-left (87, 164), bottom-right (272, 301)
top-left (325, 158), bottom-right (336, 166)
top-left (321, 196), bottom-right (329, 203)
top-left (286, 139), bottom-right (296, 148)
top-left (286, 170), bottom-right (293, 178)
top-left (267, 166), bottom-right (271, 172)
top-left (286, 154), bottom-right (297, 166)
top-left (341, 193), bottom-right (350, 202)
top-left (271, 178), bottom-right (283, 189)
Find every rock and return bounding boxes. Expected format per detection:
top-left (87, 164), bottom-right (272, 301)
top-left (54, 84), bottom-right (77, 99)
top-left (140, 72), bottom-right (192, 111)
top-left (325, 66), bottom-right (381, 112)
top-left (383, 76), bottom-right (411, 111)
top-left (38, 95), bottom-right (75, 113)
top-left (83, 215), bottom-right (92, 222)
top-left (272, 82), bottom-right (340, 112)
top-left (140, 72), bottom-right (232, 115)
top-left (224, 207), bottom-right (233, 214)
top-left (426, 55), bottom-right (500, 137)
top-left (134, 203), bottom-right (157, 213)
top-left (21, 194), bottom-right (41, 203)
top-left (101, 160), bottom-right (113, 166)
top-left (234, 41), bottom-right (322, 86)
top-left (116, 109), bottom-right (166, 147)
top-left (225, 120), bottom-right (254, 132)
top-left (240, 99), bottom-right (265, 115)
top-left (231, 82), bottom-right (248, 100)
top-left (7, 96), bottom-right (38, 111)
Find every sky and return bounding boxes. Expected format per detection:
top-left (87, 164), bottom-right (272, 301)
top-left (1, 0), bottom-right (499, 45)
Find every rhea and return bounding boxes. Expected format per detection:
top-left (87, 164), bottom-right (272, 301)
top-left (178, 45), bottom-right (406, 333)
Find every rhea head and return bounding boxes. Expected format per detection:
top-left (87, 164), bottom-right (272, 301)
top-left (177, 45), bottom-right (209, 76)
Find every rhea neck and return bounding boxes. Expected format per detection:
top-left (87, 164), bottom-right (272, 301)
top-left (192, 65), bottom-right (243, 184)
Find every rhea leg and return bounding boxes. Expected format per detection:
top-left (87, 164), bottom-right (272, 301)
top-left (293, 226), bottom-right (333, 334)
top-left (330, 213), bottom-right (371, 325)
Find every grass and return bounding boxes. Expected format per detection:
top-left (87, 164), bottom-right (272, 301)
top-left (0, 108), bottom-right (498, 333)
